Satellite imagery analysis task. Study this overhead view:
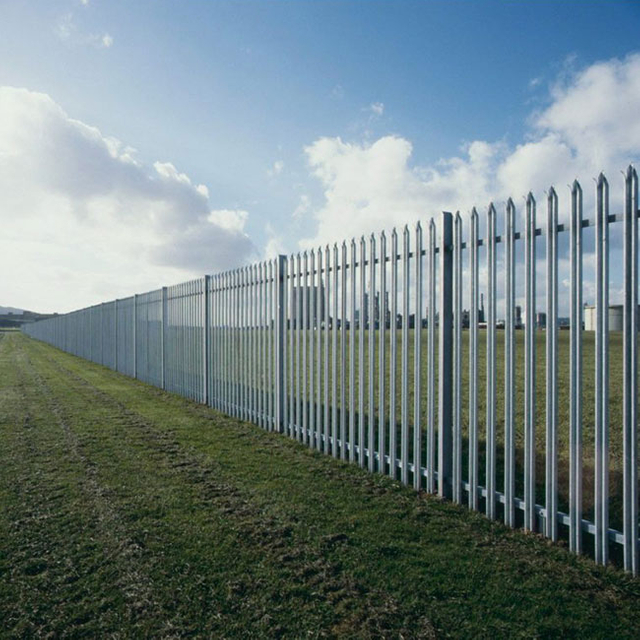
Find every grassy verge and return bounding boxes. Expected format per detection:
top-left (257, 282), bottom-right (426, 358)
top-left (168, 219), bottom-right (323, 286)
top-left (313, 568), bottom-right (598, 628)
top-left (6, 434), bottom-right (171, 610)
top-left (276, 327), bottom-right (629, 530)
top-left (1, 332), bottom-right (638, 638)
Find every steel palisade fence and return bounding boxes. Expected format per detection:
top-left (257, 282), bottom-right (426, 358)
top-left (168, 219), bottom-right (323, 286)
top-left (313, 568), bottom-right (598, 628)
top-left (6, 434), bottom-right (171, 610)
top-left (24, 167), bottom-right (639, 575)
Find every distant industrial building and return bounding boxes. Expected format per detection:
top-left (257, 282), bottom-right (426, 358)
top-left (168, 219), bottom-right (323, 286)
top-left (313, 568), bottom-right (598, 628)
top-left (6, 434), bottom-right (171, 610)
top-left (584, 305), bottom-right (624, 331)
top-left (291, 285), bottom-right (325, 328)
top-left (515, 306), bottom-right (523, 329)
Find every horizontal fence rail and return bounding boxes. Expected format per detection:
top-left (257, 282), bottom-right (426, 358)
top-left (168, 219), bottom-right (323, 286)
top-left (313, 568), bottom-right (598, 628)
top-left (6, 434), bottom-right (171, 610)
top-left (24, 167), bottom-right (640, 574)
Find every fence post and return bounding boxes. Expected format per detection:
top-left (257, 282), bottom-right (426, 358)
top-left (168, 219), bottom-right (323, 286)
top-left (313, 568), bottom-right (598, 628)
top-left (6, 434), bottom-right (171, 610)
top-left (115, 299), bottom-right (119, 372)
top-left (100, 302), bottom-right (104, 365)
top-left (161, 287), bottom-right (167, 390)
top-left (133, 293), bottom-right (138, 379)
top-left (438, 212), bottom-right (453, 498)
top-left (203, 276), bottom-right (210, 405)
top-left (623, 165), bottom-right (638, 575)
top-left (275, 255), bottom-right (287, 433)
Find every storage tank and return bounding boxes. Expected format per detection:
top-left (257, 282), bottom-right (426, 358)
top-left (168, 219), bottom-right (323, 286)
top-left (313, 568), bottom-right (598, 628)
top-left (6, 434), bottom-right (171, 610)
top-left (584, 305), bottom-right (623, 331)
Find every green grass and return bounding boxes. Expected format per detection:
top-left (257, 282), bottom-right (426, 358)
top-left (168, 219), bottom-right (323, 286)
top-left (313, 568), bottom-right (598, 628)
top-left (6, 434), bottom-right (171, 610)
top-left (1, 332), bottom-right (639, 638)
top-left (275, 327), bottom-right (631, 533)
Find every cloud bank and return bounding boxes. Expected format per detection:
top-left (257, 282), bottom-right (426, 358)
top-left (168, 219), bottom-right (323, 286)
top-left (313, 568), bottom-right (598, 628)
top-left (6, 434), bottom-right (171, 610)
top-left (301, 53), bottom-right (640, 247)
top-left (0, 87), bottom-right (254, 312)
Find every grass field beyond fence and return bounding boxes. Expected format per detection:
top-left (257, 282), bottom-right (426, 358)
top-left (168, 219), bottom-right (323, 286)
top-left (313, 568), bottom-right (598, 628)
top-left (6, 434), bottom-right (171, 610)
top-left (276, 327), bottom-right (630, 534)
top-left (1, 332), bottom-right (639, 637)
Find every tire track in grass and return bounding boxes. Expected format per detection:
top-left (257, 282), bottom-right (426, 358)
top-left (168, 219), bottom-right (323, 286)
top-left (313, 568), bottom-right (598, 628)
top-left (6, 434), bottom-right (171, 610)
top-left (7, 343), bottom-right (183, 638)
top-left (0, 337), bottom-right (121, 636)
top-left (25, 337), bottom-right (438, 638)
top-left (23, 336), bottom-right (640, 638)
top-left (0, 335), bottom-right (104, 636)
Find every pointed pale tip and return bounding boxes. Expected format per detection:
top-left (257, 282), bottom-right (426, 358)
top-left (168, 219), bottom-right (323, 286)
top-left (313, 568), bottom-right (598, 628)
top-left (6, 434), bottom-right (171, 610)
top-left (488, 202), bottom-right (496, 214)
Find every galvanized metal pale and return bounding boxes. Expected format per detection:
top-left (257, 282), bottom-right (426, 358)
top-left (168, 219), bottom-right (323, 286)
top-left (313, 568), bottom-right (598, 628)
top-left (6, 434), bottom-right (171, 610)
top-left (23, 167), bottom-right (640, 575)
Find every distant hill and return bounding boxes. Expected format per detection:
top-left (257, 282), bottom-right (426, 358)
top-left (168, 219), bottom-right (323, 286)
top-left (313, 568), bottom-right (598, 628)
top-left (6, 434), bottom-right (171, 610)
top-left (0, 306), bottom-right (27, 315)
top-left (0, 307), bottom-right (57, 327)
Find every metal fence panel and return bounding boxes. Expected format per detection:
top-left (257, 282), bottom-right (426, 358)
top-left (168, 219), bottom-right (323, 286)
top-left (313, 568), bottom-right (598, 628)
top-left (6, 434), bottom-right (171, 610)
top-left (23, 165), bottom-right (640, 575)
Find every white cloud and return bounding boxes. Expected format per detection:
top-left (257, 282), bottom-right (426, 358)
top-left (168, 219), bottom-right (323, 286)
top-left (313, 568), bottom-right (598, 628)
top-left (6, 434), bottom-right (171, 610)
top-left (153, 161), bottom-right (193, 185)
top-left (369, 102), bottom-right (384, 117)
top-left (292, 194), bottom-right (311, 219)
top-left (196, 184), bottom-right (209, 198)
top-left (302, 53), bottom-right (640, 247)
top-left (0, 87), bottom-right (255, 312)
top-left (55, 11), bottom-right (114, 49)
top-left (302, 135), bottom-right (502, 246)
top-left (263, 223), bottom-right (285, 259)
top-left (55, 13), bottom-right (75, 41)
top-left (207, 208), bottom-right (248, 233)
top-left (535, 56), bottom-right (640, 168)
top-left (267, 159), bottom-right (284, 177)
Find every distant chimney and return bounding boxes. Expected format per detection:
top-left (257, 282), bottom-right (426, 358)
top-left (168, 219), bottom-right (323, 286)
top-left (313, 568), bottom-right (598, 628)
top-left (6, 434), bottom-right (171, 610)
top-left (478, 293), bottom-right (485, 324)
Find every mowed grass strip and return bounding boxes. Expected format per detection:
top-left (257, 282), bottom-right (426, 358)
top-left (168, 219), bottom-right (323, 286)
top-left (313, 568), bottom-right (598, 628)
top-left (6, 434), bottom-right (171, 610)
top-left (1, 333), bottom-right (639, 638)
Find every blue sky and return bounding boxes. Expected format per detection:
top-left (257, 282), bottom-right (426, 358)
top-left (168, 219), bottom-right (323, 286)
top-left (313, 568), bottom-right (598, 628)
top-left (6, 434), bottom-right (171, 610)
top-left (1, 0), bottom-right (640, 311)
